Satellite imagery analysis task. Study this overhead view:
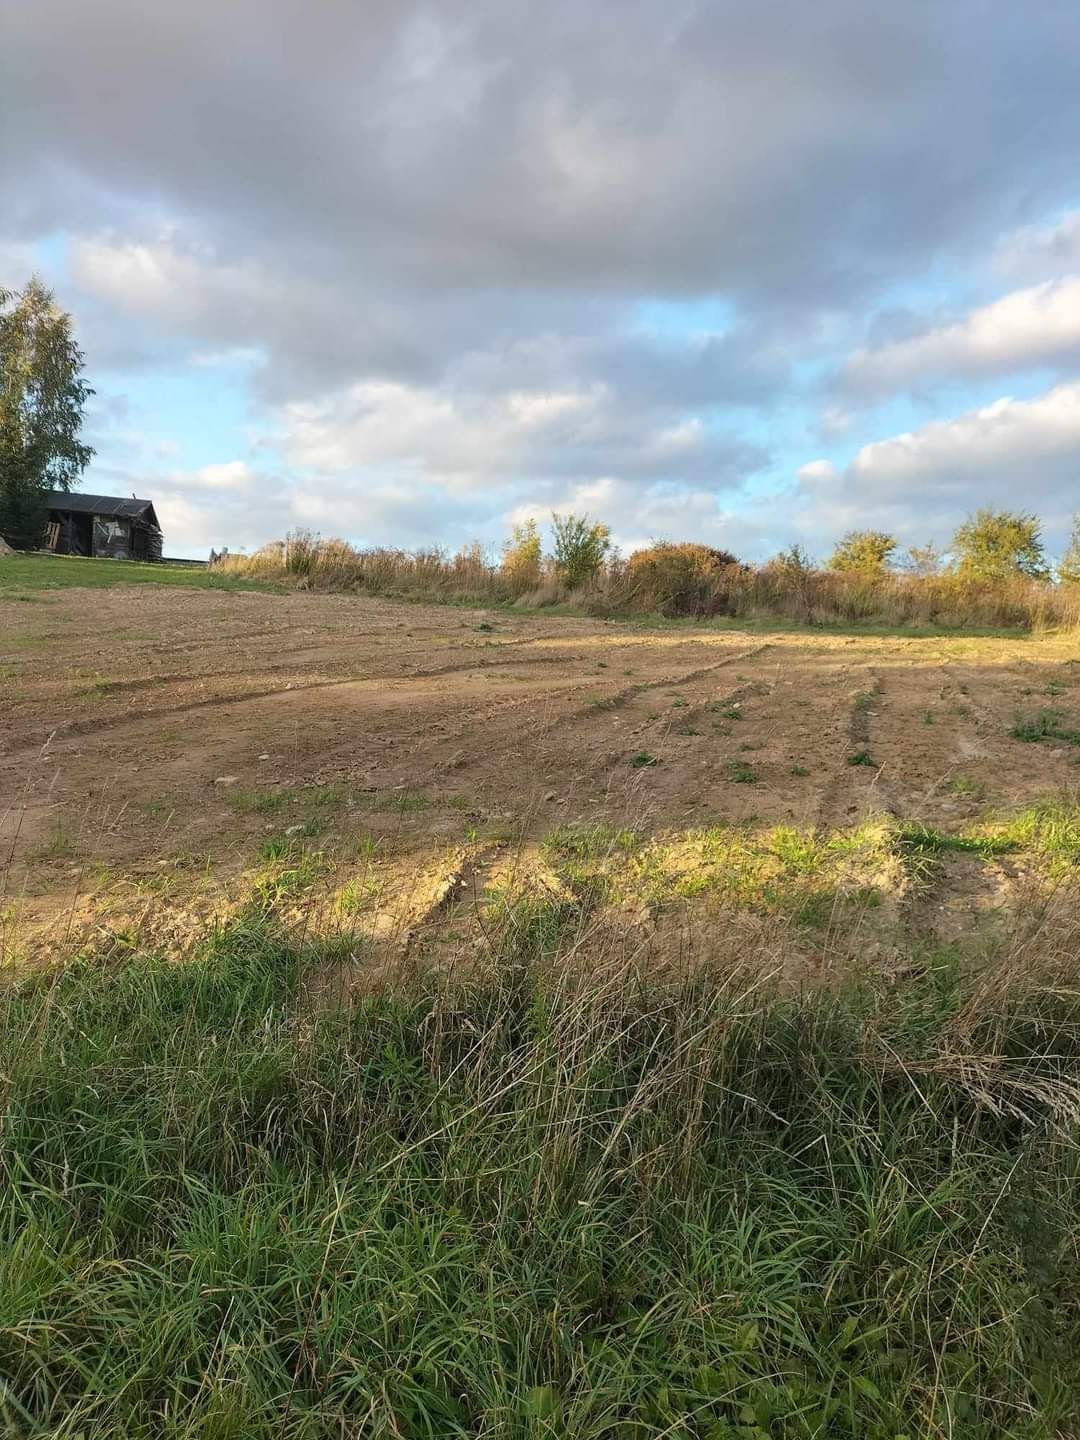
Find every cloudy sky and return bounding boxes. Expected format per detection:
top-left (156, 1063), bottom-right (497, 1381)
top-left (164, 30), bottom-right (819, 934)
top-left (5, 0), bottom-right (1080, 561)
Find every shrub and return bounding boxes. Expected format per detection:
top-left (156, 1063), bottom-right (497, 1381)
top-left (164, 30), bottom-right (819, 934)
top-left (1059, 514), bottom-right (1080, 586)
top-left (500, 519), bottom-right (543, 594)
top-left (551, 512), bottom-right (611, 589)
top-left (624, 541), bottom-right (741, 617)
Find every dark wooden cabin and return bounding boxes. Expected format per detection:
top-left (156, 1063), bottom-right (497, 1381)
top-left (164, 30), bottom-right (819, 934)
top-left (46, 492), bottom-right (164, 562)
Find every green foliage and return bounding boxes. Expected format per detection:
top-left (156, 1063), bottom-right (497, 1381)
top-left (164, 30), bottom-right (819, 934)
top-left (1011, 710), bottom-right (1080, 746)
top-left (767, 542), bottom-right (814, 573)
top-left (500, 517), bottom-right (543, 592)
top-left (1059, 514), bottom-right (1080, 586)
top-left (952, 508), bottom-right (1050, 581)
top-left (551, 511), bottom-right (611, 589)
top-left (0, 277), bottom-right (94, 548)
top-left (826, 529), bottom-right (897, 575)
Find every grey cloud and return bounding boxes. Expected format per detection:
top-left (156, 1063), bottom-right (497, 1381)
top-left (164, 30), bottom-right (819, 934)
top-left (7, 1), bottom-right (1080, 308)
top-left (6, 1), bottom-right (1080, 558)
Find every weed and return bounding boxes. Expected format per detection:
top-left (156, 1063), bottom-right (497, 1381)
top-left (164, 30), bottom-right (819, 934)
top-left (847, 750), bottom-right (876, 766)
top-left (894, 822), bottom-right (1016, 861)
top-left (631, 751), bottom-right (659, 768)
top-left (767, 825), bottom-right (824, 873)
top-left (373, 789), bottom-right (431, 814)
top-left (252, 849), bottom-right (330, 905)
top-left (229, 788), bottom-right (294, 815)
top-left (675, 725), bottom-right (701, 736)
top-left (727, 759), bottom-right (757, 783)
top-left (543, 823), bottom-right (641, 861)
top-left (140, 798), bottom-right (173, 819)
top-left (1012, 710), bottom-right (1080, 746)
top-left (336, 876), bottom-right (380, 914)
top-left (790, 763), bottom-right (810, 776)
top-left (921, 709), bottom-right (935, 725)
top-left (945, 774), bottom-right (986, 800)
top-left (28, 820), bottom-right (75, 861)
top-left (307, 784), bottom-right (346, 809)
top-left (670, 695), bottom-right (689, 708)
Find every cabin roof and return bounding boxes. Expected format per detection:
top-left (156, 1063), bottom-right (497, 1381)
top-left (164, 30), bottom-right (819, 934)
top-left (47, 492), bottom-right (161, 528)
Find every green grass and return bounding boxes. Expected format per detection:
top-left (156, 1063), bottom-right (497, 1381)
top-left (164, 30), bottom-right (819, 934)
top-left (229, 787), bottom-right (295, 815)
top-left (0, 552), bottom-right (286, 593)
top-left (542, 823), bottom-right (642, 862)
top-left (371, 788), bottom-right (431, 814)
top-left (894, 821), bottom-right (1017, 861)
top-left (251, 848), bottom-right (331, 904)
top-left (1, 919), bottom-right (1079, 1435)
top-left (1011, 710), bottom-right (1080, 746)
top-left (945, 773), bottom-right (987, 800)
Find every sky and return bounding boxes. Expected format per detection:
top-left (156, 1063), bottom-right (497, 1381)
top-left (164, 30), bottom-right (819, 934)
top-left (4, 1), bottom-right (1080, 563)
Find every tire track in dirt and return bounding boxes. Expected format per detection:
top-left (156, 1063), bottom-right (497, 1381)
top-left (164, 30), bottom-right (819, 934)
top-left (814, 667), bottom-right (894, 828)
top-left (384, 645), bottom-right (780, 834)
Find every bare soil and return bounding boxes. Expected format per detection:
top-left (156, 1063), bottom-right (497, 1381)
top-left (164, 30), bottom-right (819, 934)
top-left (2, 585), bottom-right (1077, 958)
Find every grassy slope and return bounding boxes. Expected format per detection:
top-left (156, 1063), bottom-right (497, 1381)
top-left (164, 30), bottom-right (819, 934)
top-left (1, 912), bottom-right (1078, 1438)
top-left (0, 552), bottom-right (285, 593)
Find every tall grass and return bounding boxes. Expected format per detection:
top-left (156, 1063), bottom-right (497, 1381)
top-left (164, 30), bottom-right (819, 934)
top-left (2, 907), bottom-right (1080, 1436)
top-left (215, 533), bottom-right (1080, 631)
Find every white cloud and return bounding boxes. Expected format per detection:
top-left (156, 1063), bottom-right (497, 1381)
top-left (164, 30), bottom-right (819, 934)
top-left (994, 210), bottom-right (1080, 282)
top-left (792, 380), bottom-right (1080, 551)
top-left (796, 459), bottom-right (838, 483)
top-left (844, 276), bottom-right (1080, 393)
top-left (277, 376), bottom-right (750, 492)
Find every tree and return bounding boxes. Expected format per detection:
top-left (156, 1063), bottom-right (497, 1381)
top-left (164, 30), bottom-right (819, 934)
top-left (826, 529), bottom-right (897, 575)
top-left (767, 543), bottom-right (814, 573)
top-left (501, 518), bottom-right (543, 593)
top-left (951, 509), bottom-right (1049, 582)
top-left (900, 541), bottom-right (944, 578)
top-left (1059, 514), bottom-right (1080, 586)
top-left (0, 277), bottom-right (93, 548)
top-left (551, 512), bottom-right (611, 589)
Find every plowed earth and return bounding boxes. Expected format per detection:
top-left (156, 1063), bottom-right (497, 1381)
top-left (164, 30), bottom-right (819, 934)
top-left (2, 585), bottom-right (1077, 962)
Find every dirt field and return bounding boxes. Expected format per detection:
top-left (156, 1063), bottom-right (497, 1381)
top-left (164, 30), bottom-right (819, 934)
top-left (2, 584), bottom-right (1078, 964)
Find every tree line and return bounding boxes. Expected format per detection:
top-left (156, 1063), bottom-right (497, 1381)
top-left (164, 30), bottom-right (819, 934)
top-left (821, 515), bottom-right (1080, 586)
